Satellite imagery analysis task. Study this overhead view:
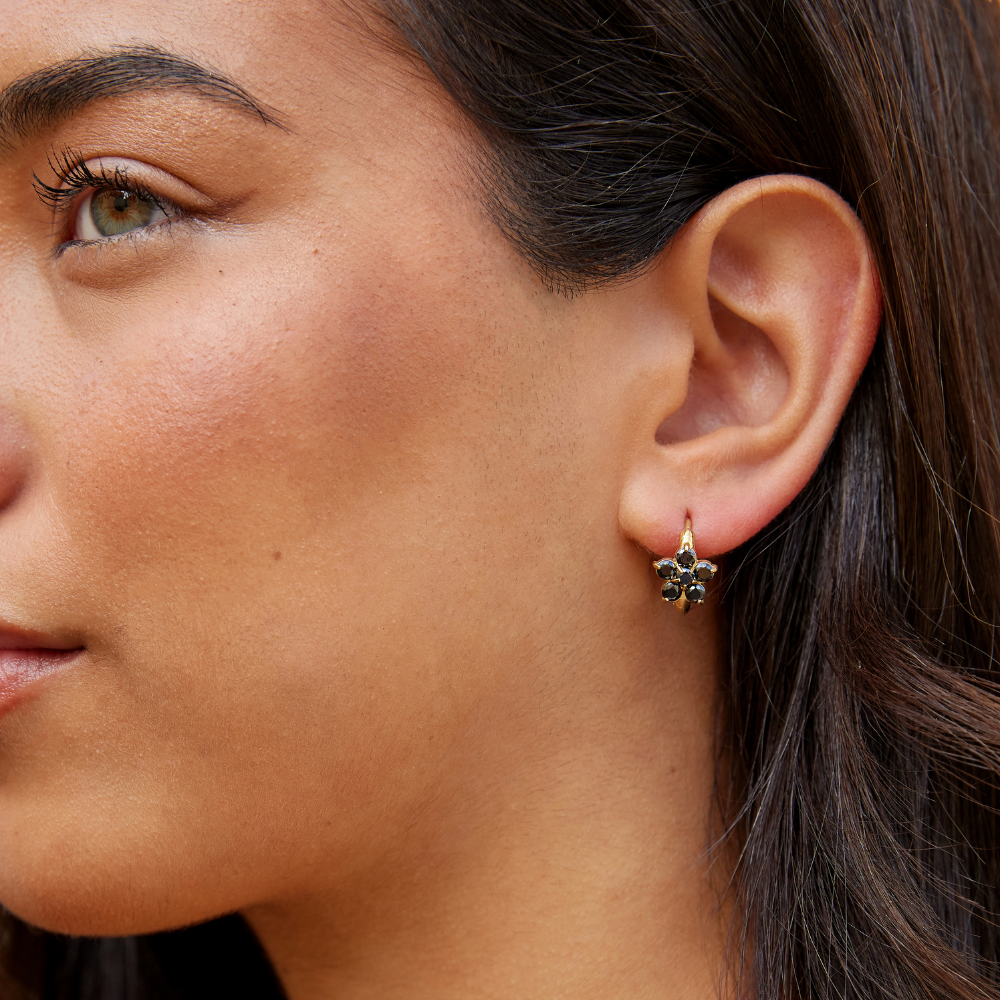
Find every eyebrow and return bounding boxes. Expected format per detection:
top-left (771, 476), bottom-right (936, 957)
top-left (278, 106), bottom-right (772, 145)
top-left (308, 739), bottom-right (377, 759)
top-left (0, 45), bottom-right (284, 146)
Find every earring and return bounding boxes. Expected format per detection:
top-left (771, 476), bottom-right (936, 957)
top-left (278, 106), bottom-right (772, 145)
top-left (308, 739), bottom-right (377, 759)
top-left (653, 517), bottom-right (717, 614)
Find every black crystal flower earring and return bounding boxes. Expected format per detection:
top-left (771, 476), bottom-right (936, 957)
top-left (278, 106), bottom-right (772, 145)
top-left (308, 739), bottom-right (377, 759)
top-left (653, 517), bottom-right (717, 613)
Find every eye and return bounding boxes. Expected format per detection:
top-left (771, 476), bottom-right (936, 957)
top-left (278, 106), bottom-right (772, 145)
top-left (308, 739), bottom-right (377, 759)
top-left (73, 186), bottom-right (174, 241)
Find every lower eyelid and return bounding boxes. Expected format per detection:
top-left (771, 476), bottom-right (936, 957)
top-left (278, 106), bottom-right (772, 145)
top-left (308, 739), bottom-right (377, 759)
top-left (55, 211), bottom-right (190, 261)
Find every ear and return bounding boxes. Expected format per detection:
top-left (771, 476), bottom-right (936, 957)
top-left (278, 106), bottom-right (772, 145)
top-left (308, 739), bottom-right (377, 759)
top-left (618, 175), bottom-right (881, 558)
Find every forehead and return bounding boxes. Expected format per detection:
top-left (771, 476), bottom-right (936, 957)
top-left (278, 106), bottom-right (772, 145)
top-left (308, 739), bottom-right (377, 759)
top-left (0, 0), bottom-right (375, 121)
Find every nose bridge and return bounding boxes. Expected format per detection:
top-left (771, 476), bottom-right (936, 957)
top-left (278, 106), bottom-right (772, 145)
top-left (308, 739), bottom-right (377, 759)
top-left (0, 251), bottom-right (46, 372)
top-left (0, 256), bottom-right (46, 515)
top-left (0, 244), bottom-right (48, 336)
top-left (0, 404), bottom-right (29, 515)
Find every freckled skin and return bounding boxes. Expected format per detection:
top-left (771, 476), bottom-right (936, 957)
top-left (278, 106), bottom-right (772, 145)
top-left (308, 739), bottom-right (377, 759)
top-left (0, 3), bottom-right (732, 999)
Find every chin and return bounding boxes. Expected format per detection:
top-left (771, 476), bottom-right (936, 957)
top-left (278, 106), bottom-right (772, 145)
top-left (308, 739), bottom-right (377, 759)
top-left (0, 814), bottom-right (230, 939)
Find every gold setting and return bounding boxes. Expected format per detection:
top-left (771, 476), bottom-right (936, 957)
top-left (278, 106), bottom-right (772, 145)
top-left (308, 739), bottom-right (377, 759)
top-left (652, 517), bottom-right (716, 613)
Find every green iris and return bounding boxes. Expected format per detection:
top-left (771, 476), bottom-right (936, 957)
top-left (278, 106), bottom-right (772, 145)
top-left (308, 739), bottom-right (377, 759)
top-left (90, 188), bottom-right (157, 237)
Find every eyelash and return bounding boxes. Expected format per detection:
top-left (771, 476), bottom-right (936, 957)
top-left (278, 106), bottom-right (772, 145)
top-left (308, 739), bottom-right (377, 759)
top-left (33, 150), bottom-right (181, 241)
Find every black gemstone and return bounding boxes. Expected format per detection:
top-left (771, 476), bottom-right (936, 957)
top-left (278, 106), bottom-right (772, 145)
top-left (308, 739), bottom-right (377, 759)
top-left (676, 548), bottom-right (695, 568)
top-left (662, 581), bottom-right (682, 602)
top-left (654, 558), bottom-right (677, 580)
top-left (678, 570), bottom-right (693, 587)
top-left (686, 583), bottom-right (707, 603)
top-left (695, 561), bottom-right (715, 582)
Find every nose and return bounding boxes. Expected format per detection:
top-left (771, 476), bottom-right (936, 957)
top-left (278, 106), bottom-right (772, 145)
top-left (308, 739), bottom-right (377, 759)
top-left (0, 409), bottom-right (29, 514)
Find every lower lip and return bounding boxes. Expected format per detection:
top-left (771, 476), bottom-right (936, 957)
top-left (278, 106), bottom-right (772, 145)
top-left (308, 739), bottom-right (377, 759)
top-left (0, 648), bottom-right (83, 716)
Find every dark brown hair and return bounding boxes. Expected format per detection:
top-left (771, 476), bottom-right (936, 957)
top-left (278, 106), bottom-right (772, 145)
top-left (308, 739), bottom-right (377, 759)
top-left (7, 0), bottom-right (1000, 997)
top-left (381, 2), bottom-right (1000, 996)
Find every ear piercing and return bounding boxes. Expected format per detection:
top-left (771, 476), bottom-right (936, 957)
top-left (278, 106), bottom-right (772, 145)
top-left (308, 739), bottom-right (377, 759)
top-left (653, 517), bottom-right (716, 613)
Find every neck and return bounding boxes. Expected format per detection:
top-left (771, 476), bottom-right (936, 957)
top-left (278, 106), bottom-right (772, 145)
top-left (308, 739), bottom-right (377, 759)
top-left (244, 605), bottom-right (729, 1000)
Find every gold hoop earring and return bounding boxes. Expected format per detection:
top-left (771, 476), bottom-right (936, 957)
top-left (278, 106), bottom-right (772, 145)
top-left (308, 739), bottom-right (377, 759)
top-left (653, 517), bottom-right (717, 614)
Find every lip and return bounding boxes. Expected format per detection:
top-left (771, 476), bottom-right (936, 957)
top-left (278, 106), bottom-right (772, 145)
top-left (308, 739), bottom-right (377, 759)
top-left (0, 621), bottom-right (84, 717)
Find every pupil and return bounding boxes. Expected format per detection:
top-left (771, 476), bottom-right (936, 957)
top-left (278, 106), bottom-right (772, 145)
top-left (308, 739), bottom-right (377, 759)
top-left (112, 191), bottom-right (132, 214)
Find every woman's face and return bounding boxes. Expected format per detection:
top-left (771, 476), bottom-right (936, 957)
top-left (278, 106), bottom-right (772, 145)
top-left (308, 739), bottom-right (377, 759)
top-left (0, 0), bottom-right (671, 934)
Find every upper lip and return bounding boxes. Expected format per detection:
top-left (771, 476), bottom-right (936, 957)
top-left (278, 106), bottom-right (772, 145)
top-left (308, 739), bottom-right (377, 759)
top-left (0, 619), bottom-right (82, 651)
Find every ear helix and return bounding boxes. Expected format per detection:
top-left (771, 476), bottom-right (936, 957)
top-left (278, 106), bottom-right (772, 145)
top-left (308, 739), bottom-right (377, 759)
top-left (652, 518), bottom-right (717, 613)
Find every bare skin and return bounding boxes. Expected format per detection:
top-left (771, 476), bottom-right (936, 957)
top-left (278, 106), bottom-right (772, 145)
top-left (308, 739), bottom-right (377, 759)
top-left (0, 2), bottom-right (880, 998)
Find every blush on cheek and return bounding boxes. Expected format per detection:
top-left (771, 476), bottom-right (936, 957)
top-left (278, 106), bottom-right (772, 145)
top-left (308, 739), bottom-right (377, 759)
top-left (56, 226), bottom-right (493, 597)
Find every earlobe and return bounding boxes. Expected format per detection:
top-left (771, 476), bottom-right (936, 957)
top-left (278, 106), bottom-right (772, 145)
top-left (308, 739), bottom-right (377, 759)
top-left (618, 175), bottom-right (881, 559)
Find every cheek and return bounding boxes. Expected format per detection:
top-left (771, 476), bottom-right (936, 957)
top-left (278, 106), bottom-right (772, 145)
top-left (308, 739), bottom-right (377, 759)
top-left (53, 233), bottom-right (499, 766)
top-left (0, 229), bottom-right (527, 934)
top-left (59, 234), bottom-right (483, 592)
